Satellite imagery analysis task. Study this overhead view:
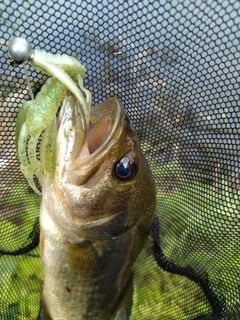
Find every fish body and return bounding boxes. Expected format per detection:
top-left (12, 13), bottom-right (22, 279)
top-left (40, 94), bottom-right (156, 319)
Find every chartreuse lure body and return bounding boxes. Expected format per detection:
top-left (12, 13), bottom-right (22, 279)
top-left (8, 37), bottom-right (91, 193)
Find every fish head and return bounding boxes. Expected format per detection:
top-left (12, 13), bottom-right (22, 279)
top-left (43, 93), bottom-right (156, 241)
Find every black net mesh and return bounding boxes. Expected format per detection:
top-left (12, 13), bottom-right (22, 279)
top-left (0, 0), bottom-right (240, 319)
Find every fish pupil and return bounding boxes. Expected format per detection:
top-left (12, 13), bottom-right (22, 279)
top-left (116, 163), bottom-right (131, 177)
top-left (115, 156), bottom-right (135, 180)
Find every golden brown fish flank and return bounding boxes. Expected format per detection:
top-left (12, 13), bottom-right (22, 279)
top-left (40, 95), bottom-right (156, 319)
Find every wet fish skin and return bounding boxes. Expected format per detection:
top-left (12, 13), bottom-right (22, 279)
top-left (40, 95), bottom-right (156, 319)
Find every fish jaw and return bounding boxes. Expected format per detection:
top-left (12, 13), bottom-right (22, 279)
top-left (40, 97), bottom-right (156, 319)
top-left (54, 91), bottom-right (88, 181)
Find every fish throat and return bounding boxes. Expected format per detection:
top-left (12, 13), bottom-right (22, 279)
top-left (79, 99), bottom-right (121, 161)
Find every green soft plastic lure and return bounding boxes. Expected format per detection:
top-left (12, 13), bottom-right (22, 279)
top-left (8, 37), bottom-right (91, 193)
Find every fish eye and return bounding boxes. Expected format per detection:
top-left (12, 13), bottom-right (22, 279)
top-left (114, 156), bottom-right (137, 181)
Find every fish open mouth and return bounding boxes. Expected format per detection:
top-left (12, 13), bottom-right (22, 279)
top-left (57, 93), bottom-right (124, 182)
top-left (77, 97), bottom-right (123, 163)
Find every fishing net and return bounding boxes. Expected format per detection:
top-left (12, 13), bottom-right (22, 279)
top-left (0, 0), bottom-right (239, 319)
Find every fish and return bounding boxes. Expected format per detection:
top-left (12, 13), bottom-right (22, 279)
top-left (39, 92), bottom-right (156, 319)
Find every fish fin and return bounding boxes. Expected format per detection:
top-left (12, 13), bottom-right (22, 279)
top-left (67, 241), bottom-right (99, 277)
top-left (39, 227), bottom-right (45, 261)
top-left (113, 273), bottom-right (133, 320)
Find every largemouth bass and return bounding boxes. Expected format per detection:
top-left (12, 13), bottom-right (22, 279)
top-left (40, 93), bottom-right (156, 319)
